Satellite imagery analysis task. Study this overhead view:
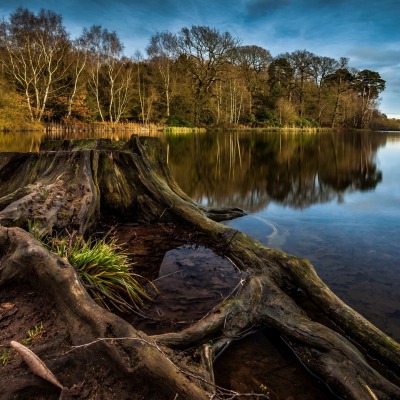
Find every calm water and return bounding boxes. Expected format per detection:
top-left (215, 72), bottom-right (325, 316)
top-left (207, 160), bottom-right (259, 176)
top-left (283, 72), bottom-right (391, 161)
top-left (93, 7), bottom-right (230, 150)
top-left (165, 130), bottom-right (400, 341)
top-left (1, 129), bottom-right (400, 341)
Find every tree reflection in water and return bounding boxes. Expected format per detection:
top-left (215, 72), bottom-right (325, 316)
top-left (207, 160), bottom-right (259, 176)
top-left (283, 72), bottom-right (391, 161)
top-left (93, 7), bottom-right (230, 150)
top-left (165, 130), bottom-right (384, 211)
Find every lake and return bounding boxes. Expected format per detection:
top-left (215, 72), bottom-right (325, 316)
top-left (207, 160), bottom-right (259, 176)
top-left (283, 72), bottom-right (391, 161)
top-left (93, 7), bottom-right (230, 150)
top-left (1, 128), bottom-right (399, 342)
top-left (165, 129), bottom-right (400, 342)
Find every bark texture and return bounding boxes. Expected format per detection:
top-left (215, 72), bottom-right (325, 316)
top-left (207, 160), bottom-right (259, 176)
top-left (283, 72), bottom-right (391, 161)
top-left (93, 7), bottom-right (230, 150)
top-left (0, 136), bottom-right (399, 400)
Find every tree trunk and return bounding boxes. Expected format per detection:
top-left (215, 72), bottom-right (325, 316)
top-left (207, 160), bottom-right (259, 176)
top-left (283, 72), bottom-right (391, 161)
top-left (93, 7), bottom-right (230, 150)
top-left (1, 136), bottom-right (400, 400)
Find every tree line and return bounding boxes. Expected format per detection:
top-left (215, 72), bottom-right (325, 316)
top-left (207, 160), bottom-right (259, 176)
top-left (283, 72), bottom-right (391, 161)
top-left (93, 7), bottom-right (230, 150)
top-left (0, 7), bottom-right (396, 130)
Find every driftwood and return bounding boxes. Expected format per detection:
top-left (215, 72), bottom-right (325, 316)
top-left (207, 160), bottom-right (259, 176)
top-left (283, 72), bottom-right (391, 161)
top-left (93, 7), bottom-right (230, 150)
top-left (0, 136), bottom-right (400, 399)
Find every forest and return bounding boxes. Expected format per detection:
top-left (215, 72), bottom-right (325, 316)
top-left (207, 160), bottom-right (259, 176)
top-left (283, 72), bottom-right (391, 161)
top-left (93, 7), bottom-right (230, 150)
top-left (1, 7), bottom-right (399, 131)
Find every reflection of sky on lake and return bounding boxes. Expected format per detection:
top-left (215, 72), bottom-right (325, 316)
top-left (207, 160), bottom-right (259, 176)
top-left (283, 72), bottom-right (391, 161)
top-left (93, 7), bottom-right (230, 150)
top-left (228, 137), bottom-right (400, 242)
top-left (340, 143), bottom-right (400, 218)
top-left (227, 139), bottom-right (400, 259)
top-left (226, 134), bottom-right (400, 340)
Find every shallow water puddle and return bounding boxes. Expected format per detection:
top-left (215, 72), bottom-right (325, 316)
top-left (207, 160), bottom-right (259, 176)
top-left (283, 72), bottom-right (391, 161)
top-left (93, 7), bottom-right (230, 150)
top-left (215, 329), bottom-right (339, 400)
top-left (129, 243), bottom-right (245, 334)
top-left (117, 224), bottom-right (341, 398)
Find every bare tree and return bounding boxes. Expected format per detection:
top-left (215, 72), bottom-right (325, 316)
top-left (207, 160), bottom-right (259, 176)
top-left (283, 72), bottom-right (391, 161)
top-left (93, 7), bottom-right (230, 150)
top-left (309, 56), bottom-right (339, 124)
top-left (65, 35), bottom-right (89, 119)
top-left (233, 45), bottom-right (272, 115)
top-left (112, 57), bottom-right (134, 122)
top-left (0, 7), bottom-right (71, 122)
top-left (134, 51), bottom-right (157, 125)
top-left (281, 50), bottom-right (315, 117)
top-left (324, 59), bottom-right (355, 128)
top-left (146, 32), bottom-right (178, 119)
top-left (81, 26), bottom-right (105, 121)
top-left (175, 26), bottom-right (240, 125)
top-left (82, 25), bottom-right (130, 122)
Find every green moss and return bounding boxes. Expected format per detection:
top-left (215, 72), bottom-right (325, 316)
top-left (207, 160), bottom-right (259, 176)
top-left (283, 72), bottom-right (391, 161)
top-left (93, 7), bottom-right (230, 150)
top-left (57, 209), bottom-right (74, 222)
top-left (40, 138), bottom-right (126, 152)
top-left (72, 139), bottom-right (98, 149)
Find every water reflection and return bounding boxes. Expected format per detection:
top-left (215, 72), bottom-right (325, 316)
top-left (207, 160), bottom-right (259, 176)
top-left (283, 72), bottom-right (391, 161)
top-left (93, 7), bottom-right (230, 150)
top-left (0, 129), bottom-right (159, 153)
top-left (137, 244), bottom-right (244, 334)
top-left (166, 131), bottom-right (385, 211)
top-left (0, 129), bottom-right (386, 212)
top-left (0, 131), bottom-right (46, 152)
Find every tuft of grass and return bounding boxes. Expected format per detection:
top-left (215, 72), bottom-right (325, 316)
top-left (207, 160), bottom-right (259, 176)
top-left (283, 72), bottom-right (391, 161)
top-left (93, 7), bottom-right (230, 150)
top-left (27, 219), bottom-right (46, 241)
top-left (47, 233), bottom-right (152, 313)
top-left (21, 322), bottom-right (45, 345)
top-left (0, 349), bottom-right (11, 366)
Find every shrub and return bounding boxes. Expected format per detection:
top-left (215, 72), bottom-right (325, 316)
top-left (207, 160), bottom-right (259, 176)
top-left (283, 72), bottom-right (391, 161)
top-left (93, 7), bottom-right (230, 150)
top-left (294, 117), bottom-right (319, 128)
top-left (166, 114), bottom-right (194, 127)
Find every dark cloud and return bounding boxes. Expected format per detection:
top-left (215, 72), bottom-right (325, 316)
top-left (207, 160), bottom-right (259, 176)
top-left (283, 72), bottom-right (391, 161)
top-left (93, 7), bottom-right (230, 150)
top-left (244, 0), bottom-right (291, 18)
top-left (243, 0), bottom-right (346, 20)
top-left (306, 0), bottom-right (346, 6)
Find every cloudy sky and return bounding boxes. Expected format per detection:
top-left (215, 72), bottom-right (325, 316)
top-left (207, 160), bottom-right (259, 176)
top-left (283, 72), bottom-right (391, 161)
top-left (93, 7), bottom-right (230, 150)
top-left (1, 0), bottom-right (399, 117)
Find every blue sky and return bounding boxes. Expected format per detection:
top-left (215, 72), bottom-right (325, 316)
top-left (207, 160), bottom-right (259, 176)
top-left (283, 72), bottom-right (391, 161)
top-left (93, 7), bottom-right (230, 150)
top-left (1, 0), bottom-right (399, 118)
